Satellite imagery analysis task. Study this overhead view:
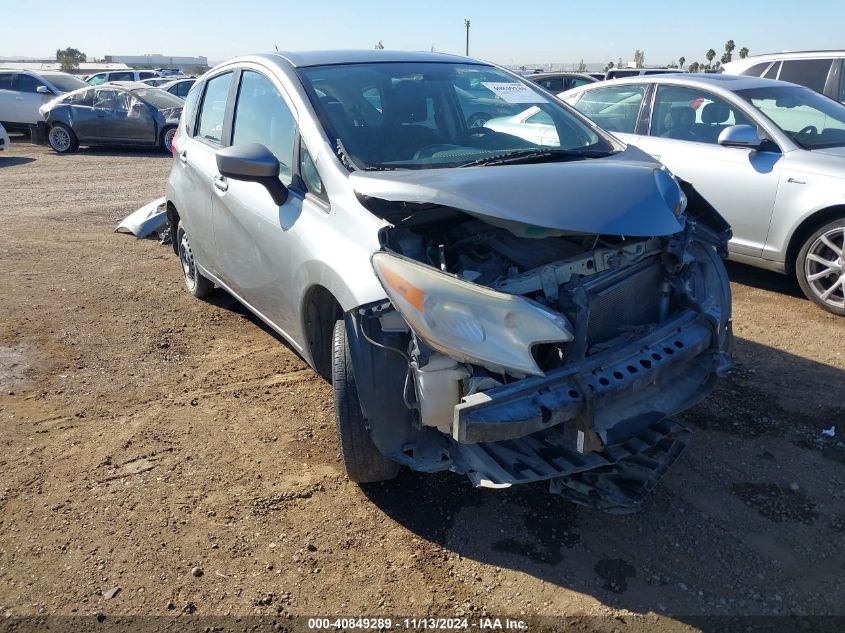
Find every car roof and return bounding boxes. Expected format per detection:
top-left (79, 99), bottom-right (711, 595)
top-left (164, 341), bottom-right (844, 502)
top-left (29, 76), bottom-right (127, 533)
top-left (530, 72), bottom-right (596, 80)
top-left (267, 49), bottom-right (476, 68)
top-left (101, 81), bottom-right (151, 90)
top-left (573, 73), bottom-right (789, 91)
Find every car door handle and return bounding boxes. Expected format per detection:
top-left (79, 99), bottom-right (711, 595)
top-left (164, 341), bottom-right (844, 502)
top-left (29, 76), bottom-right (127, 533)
top-left (213, 176), bottom-right (229, 193)
top-left (178, 150), bottom-right (188, 164)
top-left (15, 96), bottom-right (24, 101)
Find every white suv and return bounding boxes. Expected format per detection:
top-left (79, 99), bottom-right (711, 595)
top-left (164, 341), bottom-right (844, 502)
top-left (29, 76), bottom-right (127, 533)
top-left (0, 70), bottom-right (88, 129)
top-left (85, 70), bottom-right (161, 86)
top-left (722, 50), bottom-right (845, 103)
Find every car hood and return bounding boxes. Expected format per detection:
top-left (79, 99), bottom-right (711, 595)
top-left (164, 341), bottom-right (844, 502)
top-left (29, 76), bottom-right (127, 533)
top-left (350, 154), bottom-right (685, 237)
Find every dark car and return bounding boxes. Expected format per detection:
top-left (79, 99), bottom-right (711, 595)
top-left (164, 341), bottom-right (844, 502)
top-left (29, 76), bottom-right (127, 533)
top-left (528, 72), bottom-right (598, 93)
top-left (39, 82), bottom-right (183, 153)
top-left (160, 78), bottom-right (196, 99)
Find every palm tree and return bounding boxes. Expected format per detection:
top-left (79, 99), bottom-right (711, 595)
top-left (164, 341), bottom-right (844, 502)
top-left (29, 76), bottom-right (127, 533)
top-left (705, 48), bottom-right (716, 68)
top-left (739, 47), bottom-right (750, 59)
top-left (679, 56), bottom-right (686, 69)
top-left (723, 39), bottom-right (735, 64)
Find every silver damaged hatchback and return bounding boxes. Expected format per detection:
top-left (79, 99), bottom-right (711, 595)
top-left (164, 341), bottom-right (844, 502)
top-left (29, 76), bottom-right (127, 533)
top-left (166, 51), bottom-right (733, 513)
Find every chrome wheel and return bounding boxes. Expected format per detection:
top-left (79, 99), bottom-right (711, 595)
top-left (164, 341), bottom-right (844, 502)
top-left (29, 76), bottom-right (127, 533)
top-left (177, 225), bottom-right (197, 292)
top-left (804, 226), bottom-right (845, 310)
top-left (163, 127), bottom-right (176, 153)
top-left (48, 126), bottom-right (71, 152)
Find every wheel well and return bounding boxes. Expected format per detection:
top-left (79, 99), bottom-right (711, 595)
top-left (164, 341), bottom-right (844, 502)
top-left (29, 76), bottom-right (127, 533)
top-left (785, 205), bottom-right (845, 274)
top-left (166, 202), bottom-right (180, 255)
top-left (303, 286), bottom-right (343, 381)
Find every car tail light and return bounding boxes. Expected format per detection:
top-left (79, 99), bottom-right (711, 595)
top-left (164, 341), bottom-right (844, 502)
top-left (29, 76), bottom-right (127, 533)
top-left (171, 127), bottom-right (180, 157)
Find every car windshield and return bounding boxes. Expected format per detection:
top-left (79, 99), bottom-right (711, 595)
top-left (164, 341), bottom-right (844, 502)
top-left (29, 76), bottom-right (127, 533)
top-left (297, 62), bottom-right (616, 170)
top-left (131, 88), bottom-right (184, 109)
top-left (736, 85), bottom-right (845, 149)
top-left (43, 73), bottom-right (88, 92)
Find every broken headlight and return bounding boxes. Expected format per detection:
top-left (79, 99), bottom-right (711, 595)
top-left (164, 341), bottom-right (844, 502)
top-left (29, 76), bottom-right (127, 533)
top-left (372, 252), bottom-right (573, 376)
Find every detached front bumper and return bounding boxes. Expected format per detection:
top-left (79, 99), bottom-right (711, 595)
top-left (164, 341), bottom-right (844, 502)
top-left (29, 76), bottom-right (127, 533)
top-left (454, 310), bottom-right (728, 445)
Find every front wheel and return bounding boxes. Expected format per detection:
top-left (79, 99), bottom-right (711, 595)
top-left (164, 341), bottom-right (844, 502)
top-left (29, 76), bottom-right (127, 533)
top-left (332, 320), bottom-right (400, 483)
top-left (796, 218), bottom-right (845, 315)
top-left (48, 123), bottom-right (78, 153)
top-left (176, 221), bottom-right (214, 298)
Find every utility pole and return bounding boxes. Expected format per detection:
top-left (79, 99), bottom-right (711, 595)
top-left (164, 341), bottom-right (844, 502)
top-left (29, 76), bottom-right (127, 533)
top-left (464, 19), bottom-right (471, 56)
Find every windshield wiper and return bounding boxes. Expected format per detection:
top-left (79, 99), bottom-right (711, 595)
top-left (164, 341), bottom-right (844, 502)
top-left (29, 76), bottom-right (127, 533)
top-left (459, 148), bottom-right (613, 168)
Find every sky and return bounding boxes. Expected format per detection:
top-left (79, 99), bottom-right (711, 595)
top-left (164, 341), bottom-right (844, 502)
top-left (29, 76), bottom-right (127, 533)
top-left (3, 0), bottom-right (844, 67)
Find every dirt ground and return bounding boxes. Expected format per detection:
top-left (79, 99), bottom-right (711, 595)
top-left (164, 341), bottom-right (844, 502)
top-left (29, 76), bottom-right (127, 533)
top-left (0, 137), bottom-right (843, 632)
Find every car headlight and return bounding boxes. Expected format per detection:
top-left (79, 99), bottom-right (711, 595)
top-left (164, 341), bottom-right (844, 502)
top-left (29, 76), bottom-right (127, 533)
top-left (371, 252), bottom-right (573, 376)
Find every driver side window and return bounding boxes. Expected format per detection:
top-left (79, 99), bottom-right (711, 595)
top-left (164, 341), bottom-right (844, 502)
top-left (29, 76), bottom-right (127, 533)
top-left (650, 85), bottom-right (754, 144)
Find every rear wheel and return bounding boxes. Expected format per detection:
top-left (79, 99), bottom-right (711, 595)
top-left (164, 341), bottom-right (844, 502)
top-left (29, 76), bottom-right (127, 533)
top-left (796, 217), bottom-right (845, 316)
top-left (48, 123), bottom-right (78, 153)
top-left (332, 320), bottom-right (400, 483)
top-left (161, 126), bottom-right (176, 153)
top-left (176, 221), bottom-right (214, 298)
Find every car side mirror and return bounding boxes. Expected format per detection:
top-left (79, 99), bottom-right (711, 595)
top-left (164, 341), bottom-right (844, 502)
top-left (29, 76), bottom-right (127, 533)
top-left (36, 85), bottom-right (53, 95)
top-left (216, 143), bottom-right (288, 206)
top-left (718, 124), bottom-right (763, 150)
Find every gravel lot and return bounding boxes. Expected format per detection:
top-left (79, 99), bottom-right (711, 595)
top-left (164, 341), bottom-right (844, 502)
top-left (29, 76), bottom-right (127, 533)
top-left (0, 137), bottom-right (843, 631)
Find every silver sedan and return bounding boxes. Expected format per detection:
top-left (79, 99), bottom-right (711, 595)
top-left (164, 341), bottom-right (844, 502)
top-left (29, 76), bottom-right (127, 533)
top-left (556, 74), bottom-right (845, 314)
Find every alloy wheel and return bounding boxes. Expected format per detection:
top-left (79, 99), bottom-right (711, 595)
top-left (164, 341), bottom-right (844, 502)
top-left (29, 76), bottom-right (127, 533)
top-left (804, 226), bottom-right (845, 310)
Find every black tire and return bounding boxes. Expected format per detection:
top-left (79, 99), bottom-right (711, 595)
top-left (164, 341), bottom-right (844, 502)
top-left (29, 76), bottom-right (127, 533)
top-left (176, 221), bottom-right (214, 298)
top-left (161, 126), bottom-right (177, 154)
top-left (795, 217), bottom-right (845, 316)
top-left (332, 320), bottom-right (400, 483)
top-left (47, 123), bottom-right (78, 153)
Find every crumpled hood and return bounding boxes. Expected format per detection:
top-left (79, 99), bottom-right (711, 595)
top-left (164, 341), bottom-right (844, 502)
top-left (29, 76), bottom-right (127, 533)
top-left (350, 155), bottom-right (685, 237)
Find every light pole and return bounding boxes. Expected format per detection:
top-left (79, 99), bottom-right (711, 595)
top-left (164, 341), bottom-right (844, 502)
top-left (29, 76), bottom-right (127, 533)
top-left (464, 19), bottom-right (470, 56)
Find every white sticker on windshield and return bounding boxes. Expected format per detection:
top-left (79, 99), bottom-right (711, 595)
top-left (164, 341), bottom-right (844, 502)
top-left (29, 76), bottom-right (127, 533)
top-left (480, 82), bottom-right (548, 104)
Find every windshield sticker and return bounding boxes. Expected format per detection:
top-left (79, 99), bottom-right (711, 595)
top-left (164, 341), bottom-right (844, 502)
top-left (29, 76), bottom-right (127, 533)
top-left (480, 82), bottom-right (548, 104)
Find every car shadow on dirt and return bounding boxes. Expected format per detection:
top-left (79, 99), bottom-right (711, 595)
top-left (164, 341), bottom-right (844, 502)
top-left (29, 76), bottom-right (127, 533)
top-left (362, 337), bottom-right (845, 627)
top-left (0, 156), bottom-right (35, 168)
top-left (726, 260), bottom-right (804, 299)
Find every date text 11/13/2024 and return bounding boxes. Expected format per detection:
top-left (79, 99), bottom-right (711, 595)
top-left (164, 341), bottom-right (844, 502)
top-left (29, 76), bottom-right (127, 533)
top-left (307, 617), bottom-right (528, 630)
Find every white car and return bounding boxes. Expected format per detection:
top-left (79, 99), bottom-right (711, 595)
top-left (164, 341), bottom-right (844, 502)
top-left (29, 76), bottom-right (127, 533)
top-left (85, 70), bottom-right (161, 86)
top-left (722, 50), bottom-right (845, 103)
top-left (559, 74), bottom-right (845, 314)
top-left (0, 69), bottom-right (88, 129)
top-left (0, 122), bottom-right (9, 150)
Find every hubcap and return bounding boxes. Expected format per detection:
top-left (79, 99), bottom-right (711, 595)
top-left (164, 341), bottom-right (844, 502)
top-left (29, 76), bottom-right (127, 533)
top-left (164, 128), bottom-right (176, 152)
top-left (178, 227), bottom-right (196, 290)
top-left (805, 226), bottom-right (845, 309)
top-left (49, 127), bottom-right (70, 152)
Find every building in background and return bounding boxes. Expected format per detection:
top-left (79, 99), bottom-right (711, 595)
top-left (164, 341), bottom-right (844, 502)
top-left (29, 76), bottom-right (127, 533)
top-left (105, 54), bottom-right (208, 73)
top-left (0, 60), bottom-right (132, 75)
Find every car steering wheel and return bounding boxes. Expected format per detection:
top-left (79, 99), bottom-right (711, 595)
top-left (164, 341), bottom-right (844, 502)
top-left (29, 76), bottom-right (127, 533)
top-left (797, 125), bottom-right (818, 137)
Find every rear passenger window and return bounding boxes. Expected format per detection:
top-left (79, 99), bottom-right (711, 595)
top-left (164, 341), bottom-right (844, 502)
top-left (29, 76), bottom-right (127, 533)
top-left (196, 72), bottom-right (233, 146)
top-left (573, 85), bottom-right (646, 134)
top-left (232, 70), bottom-right (296, 184)
top-left (0, 73), bottom-right (13, 90)
top-left (778, 59), bottom-right (833, 94)
top-left (110, 72), bottom-right (134, 82)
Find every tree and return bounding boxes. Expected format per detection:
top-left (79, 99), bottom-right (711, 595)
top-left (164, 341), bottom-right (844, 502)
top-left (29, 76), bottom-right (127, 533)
top-left (633, 49), bottom-right (645, 68)
top-left (577, 58), bottom-right (586, 72)
top-left (605, 60), bottom-right (615, 72)
top-left (724, 39), bottom-right (736, 63)
top-left (374, 40), bottom-right (385, 50)
top-left (679, 56), bottom-right (686, 69)
top-left (689, 61), bottom-right (700, 73)
top-left (430, 44), bottom-right (436, 52)
top-left (617, 57), bottom-right (623, 69)
top-left (705, 48), bottom-right (716, 68)
top-left (739, 47), bottom-right (750, 59)
top-left (56, 47), bottom-right (86, 72)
